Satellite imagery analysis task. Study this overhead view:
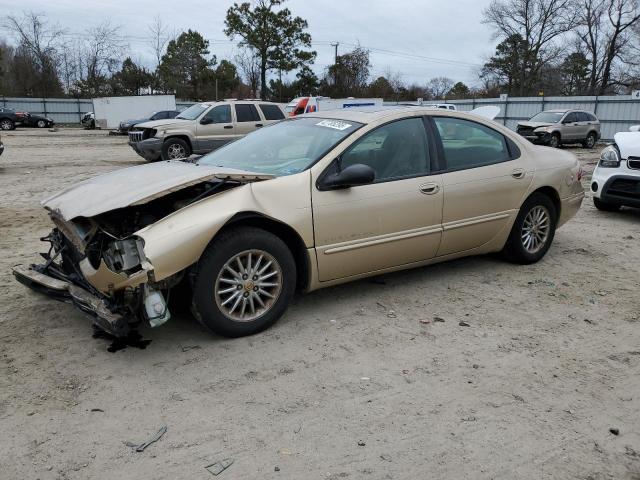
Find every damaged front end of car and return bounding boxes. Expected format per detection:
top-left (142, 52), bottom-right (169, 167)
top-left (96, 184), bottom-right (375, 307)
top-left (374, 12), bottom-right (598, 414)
top-left (13, 161), bottom-right (274, 337)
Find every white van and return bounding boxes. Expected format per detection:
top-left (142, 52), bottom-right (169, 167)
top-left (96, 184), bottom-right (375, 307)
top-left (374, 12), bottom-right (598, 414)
top-left (286, 96), bottom-right (384, 116)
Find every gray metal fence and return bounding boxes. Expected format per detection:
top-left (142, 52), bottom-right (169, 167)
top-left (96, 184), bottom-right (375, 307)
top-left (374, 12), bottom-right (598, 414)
top-left (3, 95), bottom-right (639, 137)
top-left (446, 95), bottom-right (640, 141)
top-left (1, 96), bottom-right (94, 124)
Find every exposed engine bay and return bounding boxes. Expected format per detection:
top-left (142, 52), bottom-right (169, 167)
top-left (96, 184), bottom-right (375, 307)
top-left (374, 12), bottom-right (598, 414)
top-left (16, 178), bottom-right (242, 336)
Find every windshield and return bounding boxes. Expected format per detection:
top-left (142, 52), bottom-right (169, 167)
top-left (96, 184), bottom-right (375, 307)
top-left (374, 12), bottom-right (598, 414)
top-left (529, 111), bottom-right (564, 123)
top-left (198, 117), bottom-right (362, 176)
top-left (176, 103), bottom-right (210, 120)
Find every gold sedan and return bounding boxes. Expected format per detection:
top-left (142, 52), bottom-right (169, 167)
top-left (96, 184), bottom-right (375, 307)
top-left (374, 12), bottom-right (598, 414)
top-left (14, 107), bottom-right (584, 338)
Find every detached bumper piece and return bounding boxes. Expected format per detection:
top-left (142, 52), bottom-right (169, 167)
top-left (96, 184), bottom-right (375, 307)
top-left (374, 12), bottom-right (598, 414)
top-left (12, 265), bottom-right (130, 337)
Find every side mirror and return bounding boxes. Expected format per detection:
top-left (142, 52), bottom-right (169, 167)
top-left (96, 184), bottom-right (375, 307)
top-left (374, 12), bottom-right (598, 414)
top-left (322, 163), bottom-right (375, 190)
top-left (200, 117), bottom-right (213, 125)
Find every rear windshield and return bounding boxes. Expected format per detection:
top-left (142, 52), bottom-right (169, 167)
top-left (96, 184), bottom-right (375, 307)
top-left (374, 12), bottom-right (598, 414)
top-left (198, 117), bottom-right (362, 176)
top-left (529, 111), bottom-right (564, 123)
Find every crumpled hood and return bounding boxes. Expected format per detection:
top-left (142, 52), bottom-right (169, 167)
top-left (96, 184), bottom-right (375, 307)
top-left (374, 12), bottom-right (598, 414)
top-left (614, 131), bottom-right (640, 159)
top-left (133, 118), bottom-right (191, 129)
top-left (518, 121), bottom-right (553, 129)
top-left (43, 161), bottom-right (274, 220)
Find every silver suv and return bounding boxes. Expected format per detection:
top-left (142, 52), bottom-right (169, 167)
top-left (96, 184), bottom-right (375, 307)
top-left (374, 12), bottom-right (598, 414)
top-left (128, 100), bottom-right (286, 161)
top-left (516, 109), bottom-right (601, 148)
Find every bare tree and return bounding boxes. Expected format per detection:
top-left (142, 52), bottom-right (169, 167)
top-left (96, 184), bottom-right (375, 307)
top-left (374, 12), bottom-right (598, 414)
top-left (427, 76), bottom-right (455, 99)
top-left (76, 21), bottom-right (126, 95)
top-left (234, 47), bottom-right (261, 97)
top-left (483, 0), bottom-right (577, 95)
top-left (4, 12), bottom-right (65, 97)
top-left (148, 15), bottom-right (170, 68)
top-left (576, 0), bottom-right (640, 94)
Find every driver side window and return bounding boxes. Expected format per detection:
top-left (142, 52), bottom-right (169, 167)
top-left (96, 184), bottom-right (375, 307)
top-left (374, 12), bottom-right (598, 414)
top-left (340, 118), bottom-right (429, 182)
top-left (202, 105), bottom-right (232, 124)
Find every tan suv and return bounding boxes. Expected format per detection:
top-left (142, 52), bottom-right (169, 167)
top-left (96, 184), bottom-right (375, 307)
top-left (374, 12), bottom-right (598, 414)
top-left (128, 100), bottom-right (286, 161)
top-left (516, 109), bottom-right (601, 148)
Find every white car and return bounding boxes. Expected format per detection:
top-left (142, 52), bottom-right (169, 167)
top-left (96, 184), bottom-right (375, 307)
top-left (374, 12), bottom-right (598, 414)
top-left (591, 125), bottom-right (640, 211)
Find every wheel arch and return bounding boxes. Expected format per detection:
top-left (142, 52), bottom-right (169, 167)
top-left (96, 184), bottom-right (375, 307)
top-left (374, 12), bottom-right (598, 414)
top-left (219, 212), bottom-right (311, 291)
top-left (163, 134), bottom-right (193, 151)
top-left (529, 186), bottom-right (561, 220)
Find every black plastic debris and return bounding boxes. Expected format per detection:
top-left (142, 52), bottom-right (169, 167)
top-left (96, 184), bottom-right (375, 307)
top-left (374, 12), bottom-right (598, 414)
top-left (609, 427), bottom-right (620, 436)
top-left (205, 458), bottom-right (234, 476)
top-left (126, 426), bottom-right (167, 452)
top-left (92, 327), bottom-right (151, 352)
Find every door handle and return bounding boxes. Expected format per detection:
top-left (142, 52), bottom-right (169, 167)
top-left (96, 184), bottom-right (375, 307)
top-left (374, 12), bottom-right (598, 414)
top-left (511, 168), bottom-right (525, 179)
top-left (255, 123), bottom-right (263, 128)
top-left (419, 183), bottom-right (440, 195)
top-left (223, 125), bottom-right (233, 129)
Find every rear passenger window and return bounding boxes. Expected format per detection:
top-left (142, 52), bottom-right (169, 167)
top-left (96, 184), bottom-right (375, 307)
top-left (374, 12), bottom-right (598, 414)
top-left (235, 104), bottom-right (261, 122)
top-left (433, 117), bottom-right (511, 171)
top-left (576, 112), bottom-right (589, 122)
top-left (259, 104), bottom-right (285, 120)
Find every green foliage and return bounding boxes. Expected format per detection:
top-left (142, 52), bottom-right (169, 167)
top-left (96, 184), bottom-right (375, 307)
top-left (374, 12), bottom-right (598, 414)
top-left (323, 46), bottom-right (371, 97)
top-left (447, 82), bottom-right (470, 99)
top-left (368, 76), bottom-right (394, 99)
top-left (481, 34), bottom-right (529, 95)
top-left (560, 52), bottom-right (590, 95)
top-left (225, 0), bottom-right (315, 98)
top-left (112, 58), bottom-right (153, 95)
top-left (214, 60), bottom-right (241, 99)
top-left (158, 30), bottom-right (216, 100)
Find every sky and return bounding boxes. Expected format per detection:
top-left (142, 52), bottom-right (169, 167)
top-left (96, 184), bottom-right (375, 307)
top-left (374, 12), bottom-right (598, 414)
top-left (0, 0), bottom-right (497, 87)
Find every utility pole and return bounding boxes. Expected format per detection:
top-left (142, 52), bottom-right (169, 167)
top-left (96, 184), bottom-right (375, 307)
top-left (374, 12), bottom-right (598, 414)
top-left (330, 42), bottom-right (339, 88)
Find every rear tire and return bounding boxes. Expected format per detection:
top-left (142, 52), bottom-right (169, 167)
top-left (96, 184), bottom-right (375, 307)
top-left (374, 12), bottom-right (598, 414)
top-left (593, 197), bottom-right (621, 212)
top-left (503, 193), bottom-right (557, 264)
top-left (582, 132), bottom-right (597, 149)
top-left (161, 138), bottom-right (191, 160)
top-left (549, 133), bottom-right (561, 148)
top-left (192, 226), bottom-right (296, 338)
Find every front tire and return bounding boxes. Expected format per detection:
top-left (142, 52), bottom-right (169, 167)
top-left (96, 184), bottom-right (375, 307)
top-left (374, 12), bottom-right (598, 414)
top-left (37, 120), bottom-right (46, 128)
top-left (161, 138), bottom-right (191, 160)
top-left (503, 193), bottom-right (557, 264)
top-left (549, 133), bottom-right (561, 148)
top-left (593, 197), bottom-right (621, 212)
top-left (192, 226), bottom-right (296, 338)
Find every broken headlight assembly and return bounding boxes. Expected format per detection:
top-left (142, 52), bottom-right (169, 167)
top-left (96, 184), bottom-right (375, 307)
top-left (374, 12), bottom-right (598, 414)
top-left (599, 145), bottom-right (620, 168)
top-left (103, 237), bottom-right (146, 274)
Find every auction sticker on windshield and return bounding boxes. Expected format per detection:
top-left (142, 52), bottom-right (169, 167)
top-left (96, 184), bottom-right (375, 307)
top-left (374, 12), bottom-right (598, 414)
top-left (316, 120), bottom-right (352, 130)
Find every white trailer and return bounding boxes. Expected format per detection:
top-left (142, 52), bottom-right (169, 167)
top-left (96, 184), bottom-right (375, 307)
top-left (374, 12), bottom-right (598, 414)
top-left (92, 95), bottom-right (177, 129)
top-left (286, 96), bottom-right (384, 116)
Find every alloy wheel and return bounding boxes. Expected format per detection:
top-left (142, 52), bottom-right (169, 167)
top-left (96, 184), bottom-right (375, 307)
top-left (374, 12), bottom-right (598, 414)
top-left (0, 120), bottom-right (11, 130)
top-left (214, 249), bottom-right (283, 322)
top-left (521, 205), bottom-right (550, 254)
top-left (37, 120), bottom-right (46, 128)
top-left (586, 134), bottom-right (596, 148)
top-left (167, 143), bottom-right (186, 159)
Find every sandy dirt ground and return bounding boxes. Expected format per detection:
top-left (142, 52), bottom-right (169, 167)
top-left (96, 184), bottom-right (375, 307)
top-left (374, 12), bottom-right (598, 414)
top-left (0, 129), bottom-right (639, 480)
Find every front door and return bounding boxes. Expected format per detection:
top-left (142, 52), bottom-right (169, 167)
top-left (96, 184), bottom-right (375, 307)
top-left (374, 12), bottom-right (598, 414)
top-left (196, 104), bottom-right (236, 152)
top-left (431, 116), bottom-right (533, 256)
top-left (313, 117), bottom-right (443, 281)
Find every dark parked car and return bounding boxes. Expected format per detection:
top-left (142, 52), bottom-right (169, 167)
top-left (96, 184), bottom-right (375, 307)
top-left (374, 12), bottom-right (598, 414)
top-left (19, 112), bottom-right (55, 128)
top-left (0, 134), bottom-right (4, 156)
top-left (0, 107), bottom-right (20, 131)
top-left (117, 110), bottom-right (182, 134)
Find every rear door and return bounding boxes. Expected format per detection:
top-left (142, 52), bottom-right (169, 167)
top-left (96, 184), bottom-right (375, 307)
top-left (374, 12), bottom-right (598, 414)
top-left (195, 104), bottom-right (236, 151)
top-left (234, 103), bottom-right (263, 136)
top-left (561, 112), bottom-right (580, 140)
top-left (575, 112), bottom-right (591, 139)
top-left (431, 116), bottom-right (532, 256)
